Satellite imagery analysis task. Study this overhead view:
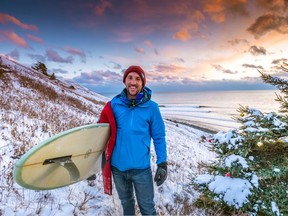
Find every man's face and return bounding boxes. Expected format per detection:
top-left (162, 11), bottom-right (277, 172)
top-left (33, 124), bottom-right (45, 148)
top-left (124, 72), bottom-right (143, 99)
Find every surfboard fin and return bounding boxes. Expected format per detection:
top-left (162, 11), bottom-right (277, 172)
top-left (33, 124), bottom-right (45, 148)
top-left (43, 155), bottom-right (80, 182)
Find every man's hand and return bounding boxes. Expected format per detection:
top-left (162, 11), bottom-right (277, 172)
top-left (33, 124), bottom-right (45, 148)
top-left (154, 162), bottom-right (167, 186)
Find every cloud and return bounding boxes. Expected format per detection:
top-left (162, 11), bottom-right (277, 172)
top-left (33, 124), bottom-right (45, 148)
top-left (248, 45), bottom-right (267, 56)
top-left (94, 0), bottom-right (113, 16)
top-left (134, 64), bottom-right (188, 85)
top-left (192, 10), bottom-right (205, 23)
top-left (73, 69), bottom-right (121, 85)
top-left (154, 64), bottom-right (185, 73)
top-left (256, 0), bottom-right (288, 13)
top-left (0, 13), bottom-right (38, 31)
top-left (173, 10), bottom-right (205, 42)
top-left (28, 53), bottom-right (46, 63)
top-left (0, 30), bottom-right (29, 48)
top-left (114, 31), bottom-right (135, 42)
top-left (212, 64), bottom-right (238, 74)
top-left (241, 58), bottom-right (288, 76)
top-left (270, 58), bottom-right (288, 72)
top-left (63, 46), bottom-right (86, 62)
top-left (227, 38), bottom-right (249, 46)
top-left (203, 1), bottom-right (225, 23)
top-left (90, 1), bottom-right (205, 42)
top-left (174, 29), bottom-right (192, 41)
top-left (90, 77), bottom-right (275, 93)
top-left (247, 13), bottom-right (288, 38)
top-left (46, 50), bottom-right (73, 63)
top-left (104, 61), bottom-right (122, 69)
top-left (51, 68), bottom-right (69, 75)
top-left (109, 15), bottom-right (156, 41)
top-left (175, 57), bottom-right (185, 63)
top-left (242, 64), bottom-right (264, 70)
top-left (223, 0), bottom-right (249, 16)
top-left (148, 78), bottom-right (275, 93)
top-left (134, 47), bottom-right (145, 54)
top-left (203, 0), bottom-right (249, 23)
top-left (26, 34), bottom-right (43, 44)
top-left (144, 40), bottom-right (153, 47)
top-left (154, 49), bottom-right (159, 55)
top-left (272, 58), bottom-right (288, 65)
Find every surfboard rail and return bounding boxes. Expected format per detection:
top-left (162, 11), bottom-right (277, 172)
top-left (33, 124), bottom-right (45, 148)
top-left (13, 123), bottom-right (110, 190)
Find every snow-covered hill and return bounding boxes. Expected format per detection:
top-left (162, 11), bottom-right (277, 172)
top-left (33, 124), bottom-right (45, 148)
top-left (0, 55), bottom-right (215, 215)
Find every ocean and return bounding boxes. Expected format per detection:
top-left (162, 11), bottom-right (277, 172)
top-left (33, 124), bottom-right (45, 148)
top-left (102, 90), bottom-right (281, 132)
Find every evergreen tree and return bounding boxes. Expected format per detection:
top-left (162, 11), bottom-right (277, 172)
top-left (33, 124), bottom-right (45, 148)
top-left (50, 73), bottom-right (56, 80)
top-left (32, 62), bottom-right (48, 76)
top-left (193, 63), bottom-right (288, 216)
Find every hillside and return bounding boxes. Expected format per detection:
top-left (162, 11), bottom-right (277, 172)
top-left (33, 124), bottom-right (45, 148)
top-left (0, 55), bottom-right (215, 215)
top-left (0, 55), bottom-right (108, 158)
top-left (0, 55), bottom-right (110, 214)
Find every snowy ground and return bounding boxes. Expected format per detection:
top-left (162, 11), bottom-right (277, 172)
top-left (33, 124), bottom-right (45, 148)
top-left (0, 54), bottom-right (218, 215)
top-left (1, 118), bottom-right (216, 216)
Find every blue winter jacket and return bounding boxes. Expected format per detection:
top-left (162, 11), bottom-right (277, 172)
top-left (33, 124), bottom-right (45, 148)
top-left (110, 87), bottom-right (167, 171)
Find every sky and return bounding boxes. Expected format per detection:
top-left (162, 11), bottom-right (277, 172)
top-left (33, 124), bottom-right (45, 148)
top-left (1, 0), bottom-right (288, 94)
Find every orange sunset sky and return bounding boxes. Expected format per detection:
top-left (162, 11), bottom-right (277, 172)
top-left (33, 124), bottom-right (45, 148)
top-left (1, 0), bottom-right (287, 93)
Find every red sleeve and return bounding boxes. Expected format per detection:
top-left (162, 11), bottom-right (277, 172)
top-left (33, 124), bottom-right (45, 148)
top-left (98, 102), bottom-right (110, 123)
top-left (97, 102), bottom-right (117, 195)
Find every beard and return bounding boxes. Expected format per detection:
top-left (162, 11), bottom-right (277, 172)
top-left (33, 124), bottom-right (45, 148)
top-left (126, 85), bottom-right (141, 99)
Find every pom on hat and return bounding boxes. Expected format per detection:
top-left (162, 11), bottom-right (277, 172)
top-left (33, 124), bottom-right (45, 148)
top-left (123, 65), bottom-right (146, 87)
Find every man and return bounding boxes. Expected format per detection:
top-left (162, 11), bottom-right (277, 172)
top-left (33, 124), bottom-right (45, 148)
top-left (99, 65), bottom-right (167, 215)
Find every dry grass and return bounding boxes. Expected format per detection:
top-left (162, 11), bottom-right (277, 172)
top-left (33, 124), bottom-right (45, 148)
top-left (0, 62), bottom-right (104, 212)
top-left (0, 60), bottom-right (220, 215)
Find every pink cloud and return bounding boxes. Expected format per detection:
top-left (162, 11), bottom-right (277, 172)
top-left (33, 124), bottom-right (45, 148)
top-left (26, 34), bottom-right (43, 43)
top-left (94, 0), bottom-right (112, 16)
top-left (203, 0), bottom-right (249, 23)
top-left (64, 46), bottom-right (86, 62)
top-left (0, 30), bottom-right (29, 48)
top-left (64, 46), bottom-right (86, 58)
top-left (0, 13), bottom-right (38, 31)
top-left (154, 64), bottom-right (185, 73)
top-left (203, 1), bottom-right (226, 23)
top-left (134, 47), bottom-right (145, 54)
top-left (144, 40), bottom-right (153, 47)
top-left (247, 13), bottom-right (288, 38)
top-left (256, 0), bottom-right (288, 12)
top-left (192, 10), bottom-right (205, 23)
top-left (174, 29), bottom-right (192, 41)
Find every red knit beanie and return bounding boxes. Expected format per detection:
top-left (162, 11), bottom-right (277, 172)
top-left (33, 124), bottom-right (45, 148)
top-left (123, 65), bottom-right (146, 87)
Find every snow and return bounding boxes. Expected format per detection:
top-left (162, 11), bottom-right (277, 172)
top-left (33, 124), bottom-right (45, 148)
top-left (0, 54), bottom-right (283, 215)
top-left (194, 175), bottom-right (254, 209)
top-left (251, 174), bottom-right (259, 188)
top-left (0, 55), bottom-right (216, 215)
top-left (249, 108), bottom-right (262, 116)
top-left (209, 176), bottom-right (253, 209)
top-left (224, 154), bottom-right (248, 169)
top-left (271, 201), bottom-right (281, 216)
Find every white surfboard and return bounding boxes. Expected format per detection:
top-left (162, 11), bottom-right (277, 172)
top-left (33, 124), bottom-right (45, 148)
top-left (13, 123), bottom-right (110, 190)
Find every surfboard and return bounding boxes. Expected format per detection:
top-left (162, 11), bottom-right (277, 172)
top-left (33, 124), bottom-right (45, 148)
top-left (13, 123), bottom-right (110, 190)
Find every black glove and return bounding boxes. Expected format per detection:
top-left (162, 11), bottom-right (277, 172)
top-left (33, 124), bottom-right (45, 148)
top-left (154, 162), bottom-right (167, 186)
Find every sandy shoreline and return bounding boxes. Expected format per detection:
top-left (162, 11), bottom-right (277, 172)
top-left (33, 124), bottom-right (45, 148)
top-left (165, 118), bottom-right (218, 134)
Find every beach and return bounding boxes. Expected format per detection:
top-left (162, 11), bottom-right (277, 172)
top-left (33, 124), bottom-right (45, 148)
top-left (103, 90), bottom-right (280, 133)
top-left (153, 90), bottom-right (280, 133)
top-left (2, 89), bottom-right (281, 215)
